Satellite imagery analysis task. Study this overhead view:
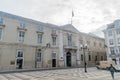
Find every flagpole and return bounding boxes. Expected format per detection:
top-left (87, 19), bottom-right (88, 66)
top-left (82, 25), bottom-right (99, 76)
top-left (70, 0), bottom-right (74, 25)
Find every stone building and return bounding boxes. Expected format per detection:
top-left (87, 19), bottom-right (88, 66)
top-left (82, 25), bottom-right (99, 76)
top-left (103, 20), bottom-right (120, 65)
top-left (0, 11), bottom-right (106, 71)
top-left (79, 33), bottom-right (107, 66)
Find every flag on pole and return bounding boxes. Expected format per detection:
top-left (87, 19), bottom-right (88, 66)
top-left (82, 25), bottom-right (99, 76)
top-left (72, 10), bottom-right (74, 17)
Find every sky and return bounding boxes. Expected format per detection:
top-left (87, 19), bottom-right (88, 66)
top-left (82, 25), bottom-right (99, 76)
top-left (0, 0), bottom-right (120, 33)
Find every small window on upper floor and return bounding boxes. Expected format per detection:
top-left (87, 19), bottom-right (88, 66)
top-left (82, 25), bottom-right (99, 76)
top-left (109, 39), bottom-right (114, 45)
top-left (19, 23), bottom-right (25, 28)
top-left (18, 31), bottom-right (25, 42)
top-left (0, 18), bottom-right (3, 24)
top-left (38, 26), bottom-right (43, 32)
top-left (108, 30), bottom-right (112, 36)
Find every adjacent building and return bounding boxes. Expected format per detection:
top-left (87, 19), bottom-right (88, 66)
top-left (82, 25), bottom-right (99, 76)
top-left (0, 11), bottom-right (106, 71)
top-left (103, 20), bottom-right (120, 65)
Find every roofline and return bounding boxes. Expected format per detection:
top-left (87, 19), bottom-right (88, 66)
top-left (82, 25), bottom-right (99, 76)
top-left (0, 11), bottom-right (60, 29)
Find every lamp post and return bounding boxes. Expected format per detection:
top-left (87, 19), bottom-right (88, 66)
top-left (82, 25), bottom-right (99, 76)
top-left (80, 44), bottom-right (88, 73)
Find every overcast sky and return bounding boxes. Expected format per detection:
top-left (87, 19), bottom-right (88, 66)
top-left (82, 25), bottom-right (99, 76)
top-left (0, 0), bottom-right (120, 33)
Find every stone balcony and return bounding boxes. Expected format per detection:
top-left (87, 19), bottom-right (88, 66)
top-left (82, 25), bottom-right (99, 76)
top-left (63, 45), bottom-right (77, 50)
top-left (51, 33), bottom-right (57, 37)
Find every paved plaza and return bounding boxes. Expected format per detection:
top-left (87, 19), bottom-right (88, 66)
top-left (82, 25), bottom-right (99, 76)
top-left (0, 67), bottom-right (120, 80)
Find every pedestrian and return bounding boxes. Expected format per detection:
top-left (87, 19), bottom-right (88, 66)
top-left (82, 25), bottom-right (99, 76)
top-left (108, 64), bottom-right (116, 80)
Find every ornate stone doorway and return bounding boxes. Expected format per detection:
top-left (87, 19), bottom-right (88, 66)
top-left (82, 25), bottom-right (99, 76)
top-left (66, 52), bottom-right (71, 67)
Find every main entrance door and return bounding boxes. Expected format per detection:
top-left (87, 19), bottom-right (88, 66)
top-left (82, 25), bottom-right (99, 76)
top-left (52, 59), bottom-right (56, 67)
top-left (66, 52), bottom-right (71, 67)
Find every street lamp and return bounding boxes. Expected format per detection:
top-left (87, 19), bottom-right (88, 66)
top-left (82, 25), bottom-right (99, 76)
top-left (80, 44), bottom-right (88, 73)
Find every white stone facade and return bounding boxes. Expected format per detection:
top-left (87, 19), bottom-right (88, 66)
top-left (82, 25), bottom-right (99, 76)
top-left (0, 11), bottom-right (106, 71)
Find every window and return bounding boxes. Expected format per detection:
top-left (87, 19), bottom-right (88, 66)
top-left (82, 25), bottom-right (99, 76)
top-left (38, 34), bottom-right (42, 43)
top-left (88, 55), bottom-right (91, 61)
top-left (52, 53), bottom-right (56, 59)
top-left (19, 23), bottom-right (25, 28)
top-left (117, 38), bottom-right (120, 44)
top-left (36, 49), bottom-right (41, 61)
top-left (19, 31), bottom-right (25, 42)
top-left (109, 39), bottom-right (114, 45)
top-left (38, 26), bottom-right (43, 32)
top-left (0, 18), bottom-right (3, 24)
top-left (17, 50), bottom-right (23, 57)
top-left (68, 34), bottom-right (72, 46)
top-left (116, 29), bottom-right (120, 35)
top-left (110, 47), bottom-right (115, 54)
top-left (116, 49), bottom-right (118, 53)
top-left (108, 30), bottom-right (112, 36)
top-left (52, 37), bottom-right (56, 45)
top-left (0, 28), bottom-right (2, 40)
top-left (81, 54), bottom-right (83, 61)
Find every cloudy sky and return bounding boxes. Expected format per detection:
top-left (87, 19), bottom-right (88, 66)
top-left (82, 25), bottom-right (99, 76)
top-left (0, 0), bottom-right (120, 33)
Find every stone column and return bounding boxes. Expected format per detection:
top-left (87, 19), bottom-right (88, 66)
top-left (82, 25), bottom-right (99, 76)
top-left (75, 34), bottom-right (80, 66)
top-left (58, 31), bottom-right (64, 67)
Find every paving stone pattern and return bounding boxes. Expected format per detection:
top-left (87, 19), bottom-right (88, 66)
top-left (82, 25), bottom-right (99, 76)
top-left (0, 68), bottom-right (120, 80)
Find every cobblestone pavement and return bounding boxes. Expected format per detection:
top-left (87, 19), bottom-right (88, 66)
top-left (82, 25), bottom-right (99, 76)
top-left (0, 67), bottom-right (120, 80)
